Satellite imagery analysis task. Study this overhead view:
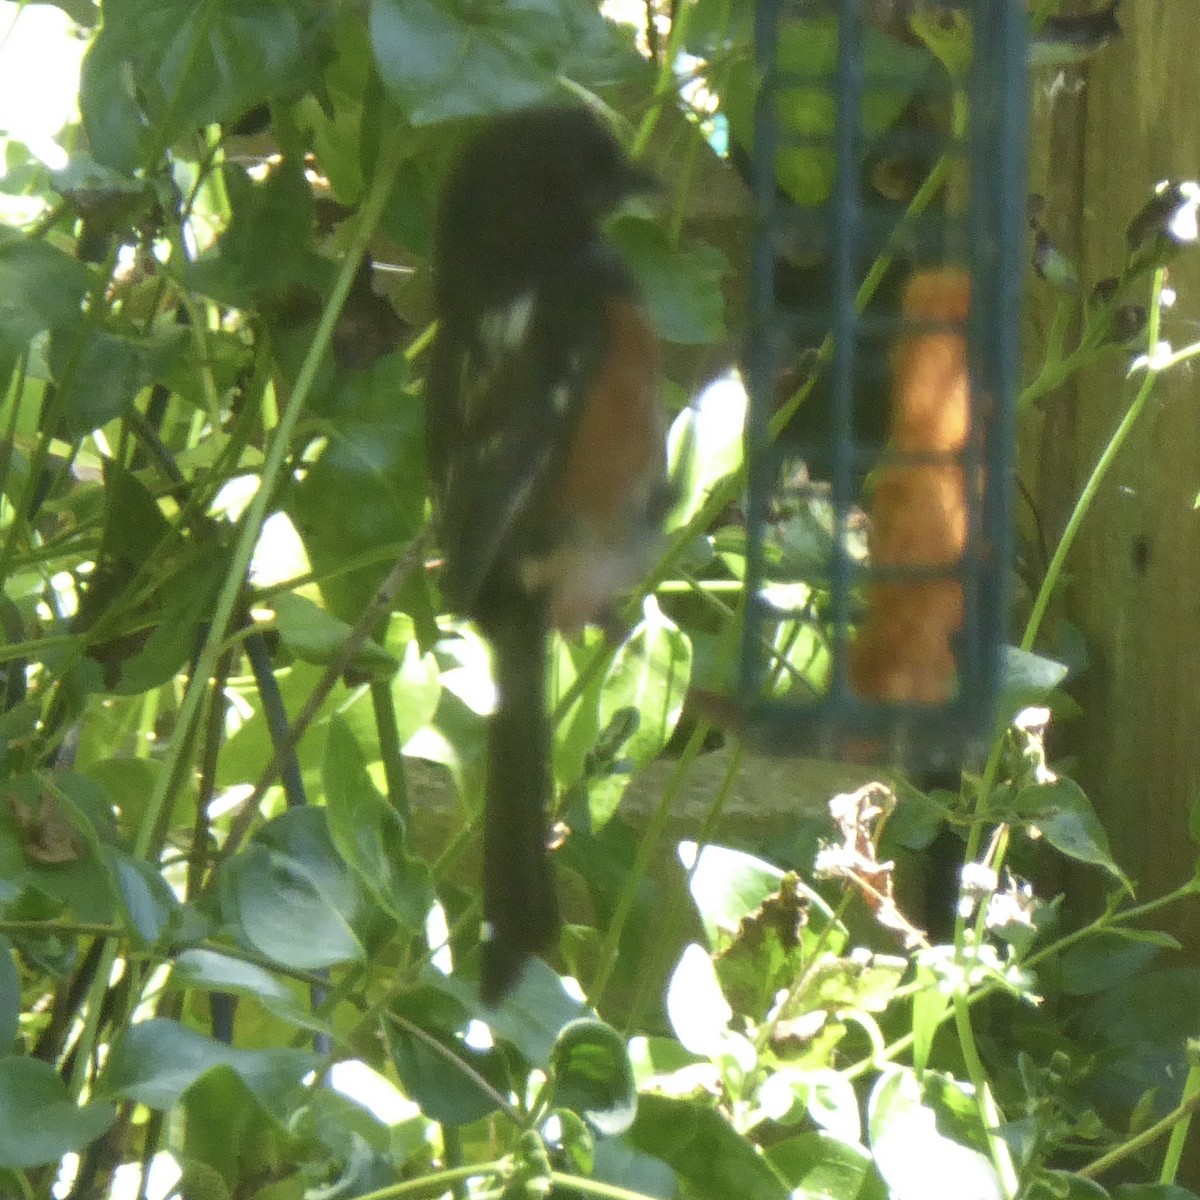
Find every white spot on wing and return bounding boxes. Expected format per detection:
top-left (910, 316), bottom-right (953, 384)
top-left (479, 290), bottom-right (537, 354)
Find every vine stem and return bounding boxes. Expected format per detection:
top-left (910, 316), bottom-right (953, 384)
top-left (132, 124), bottom-right (409, 863)
top-left (953, 991), bottom-right (1019, 1198)
top-left (1159, 1048), bottom-right (1200, 1184)
top-left (1076, 1050), bottom-right (1200, 1181)
top-left (845, 875), bottom-right (1200, 1083)
top-left (1021, 267), bottom-right (1168, 652)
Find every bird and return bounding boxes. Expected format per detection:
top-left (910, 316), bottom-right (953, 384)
top-left (426, 105), bottom-right (669, 1005)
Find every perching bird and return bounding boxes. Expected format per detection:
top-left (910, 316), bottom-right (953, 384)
top-left (427, 105), bottom-right (669, 1004)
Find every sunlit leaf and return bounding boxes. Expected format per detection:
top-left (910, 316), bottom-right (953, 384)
top-left (437, 958), bottom-right (585, 1066)
top-left (995, 646), bottom-right (1070, 730)
top-left (667, 370), bottom-right (746, 530)
top-left (868, 1067), bottom-right (1001, 1200)
top-left (666, 944), bottom-right (755, 1073)
top-left (680, 841), bottom-right (841, 953)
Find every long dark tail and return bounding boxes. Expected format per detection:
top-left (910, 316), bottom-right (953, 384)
top-left (479, 598), bottom-right (559, 1005)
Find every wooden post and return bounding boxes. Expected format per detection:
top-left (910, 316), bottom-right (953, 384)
top-left (1030, 0), bottom-right (1200, 950)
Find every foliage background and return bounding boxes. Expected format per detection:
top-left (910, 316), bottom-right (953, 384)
top-left (1, 1), bottom-right (1200, 1199)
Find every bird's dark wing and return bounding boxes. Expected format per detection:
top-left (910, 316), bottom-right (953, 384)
top-left (427, 273), bottom-right (613, 619)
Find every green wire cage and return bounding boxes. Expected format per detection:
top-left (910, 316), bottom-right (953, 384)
top-left (737, 0), bottom-right (1028, 765)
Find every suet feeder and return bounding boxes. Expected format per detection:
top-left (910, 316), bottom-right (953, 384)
top-left (736, 0), bottom-right (1028, 765)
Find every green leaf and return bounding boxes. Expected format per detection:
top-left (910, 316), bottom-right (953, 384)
top-left (589, 598), bottom-right (690, 825)
top-left (101, 537), bottom-right (231, 696)
top-left (626, 1093), bottom-right (791, 1200)
top-left (722, 18), bottom-right (928, 205)
top-left (0, 1057), bottom-right (116, 1168)
top-left (220, 807), bottom-right (368, 970)
top-left (99, 458), bottom-right (171, 563)
top-left (0, 771), bottom-right (118, 923)
top-left (886, 785), bottom-right (952, 852)
top-left (868, 1067), bottom-right (1001, 1200)
top-left (271, 592), bottom-right (397, 679)
top-left (995, 646), bottom-right (1070, 729)
top-left (46, 323), bottom-right (187, 439)
top-left (0, 942), bottom-right (15, 1053)
top-left (591, 1137), bottom-right (677, 1200)
top-left (386, 986), bottom-right (506, 1126)
top-left (169, 949), bottom-right (331, 1035)
top-left (1057, 932), bottom-right (1162, 997)
top-left (551, 628), bottom-right (610, 791)
top-left (322, 716), bottom-right (433, 928)
top-left (385, 620), bottom-right (444, 742)
top-left (215, 661), bottom-right (335, 792)
top-left (609, 218), bottom-right (729, 345)
top-left (550, 1019), bottom-right (637, 1135)
top-left (377, 131), bottom-right (447, 258)
top-left (1024, 1172), bottom-right (1110, 1200)
top-left (680, 841), bottom-right (841, 952)
top-left (682, 0), bottom-right (753, 57)
top-left (82, 757), bottom-right (163, 835)
top-left (294, 15), bottom-right (373, 205)
top-left (371, 0), bottom-right (545, 122)
top-left (287, 365), bottom-right (426, 622)
top-left (767, 1131), bottom-right (887, 1200)
top-left (186, 160), bottom-right (323, 308)
top-left (0, 231), bottom-right (88, 351)
top-left (173, 1159), bottom-right (235, 1200)
top-left (439, 958), bottom-right (586, 1065)
top-left (910, 956), bottom-right (952, 1076)
top-left (371, 0), bottom-right (617, 125)
top-left (1011, 778), bottom-right (1129, 884)
top-left (179, 1066), bottom-right (294, 1190)
top-left (718, 873), bottom-right (831, 1018)
top-left (81, 0), bottom-right (329, 171)
top-left (50, 326), bottom-right (147, 435)
top-left (105, 1018), bottom-right (316, 1113)
top-left (1078, 969), bottom-right (1200, 1096)
top-left (107, 848), bottom-right (179, 946)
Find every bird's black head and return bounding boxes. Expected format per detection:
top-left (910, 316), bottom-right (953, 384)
top-left (435, 105), bottom-right (657, 298)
